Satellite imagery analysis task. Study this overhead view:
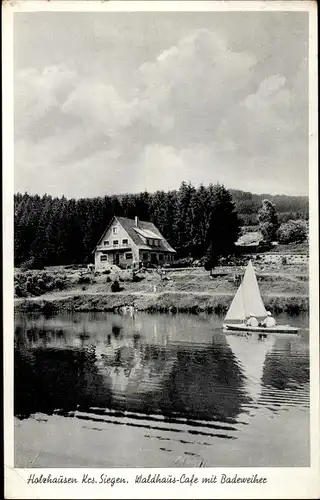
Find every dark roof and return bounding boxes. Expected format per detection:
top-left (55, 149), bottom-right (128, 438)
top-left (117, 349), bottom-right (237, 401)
top-left (95, 216), bottom-right (176, 253)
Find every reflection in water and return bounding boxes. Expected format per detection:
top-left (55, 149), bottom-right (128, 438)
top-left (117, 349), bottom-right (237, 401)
top-left (14, 322), bottom-right (249, 422)
top-left (225, 333), bottom-right (275, 401)
top-left (14, 311), bottom-right (310, 466)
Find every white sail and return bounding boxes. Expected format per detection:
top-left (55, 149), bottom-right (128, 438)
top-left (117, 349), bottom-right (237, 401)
top-left (225, 260), bottom-right (267, 323)
top-left (225, 284), bottom-right (246, 322)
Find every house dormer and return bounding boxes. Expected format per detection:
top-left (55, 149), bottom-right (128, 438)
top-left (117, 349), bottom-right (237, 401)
top-left (133, 227), bottom-right (162, 247)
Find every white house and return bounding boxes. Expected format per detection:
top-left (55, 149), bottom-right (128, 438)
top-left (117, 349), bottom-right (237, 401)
top-left (93, 215), bottom-right (176, 270)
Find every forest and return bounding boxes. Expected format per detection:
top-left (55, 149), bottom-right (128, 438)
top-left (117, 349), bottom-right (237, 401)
top-left (14, 183), bottom-right (308, 268)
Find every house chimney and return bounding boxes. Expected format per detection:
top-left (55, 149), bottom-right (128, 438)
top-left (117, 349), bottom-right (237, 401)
top-left (135, 216), bottom-right (139, 227)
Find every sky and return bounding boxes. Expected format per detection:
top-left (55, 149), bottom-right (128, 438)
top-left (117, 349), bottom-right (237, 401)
top-left (14, 10), bottom-right (309, 198)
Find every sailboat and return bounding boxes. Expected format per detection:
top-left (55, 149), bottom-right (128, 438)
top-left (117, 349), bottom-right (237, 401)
top-left (223, 260), bottom-right (298, 334)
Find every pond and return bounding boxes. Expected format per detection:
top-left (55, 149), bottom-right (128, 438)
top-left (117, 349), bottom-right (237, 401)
top-left (14, 311), bottom-right (309, 468)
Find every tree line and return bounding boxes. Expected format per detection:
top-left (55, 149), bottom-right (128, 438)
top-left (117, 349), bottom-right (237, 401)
top-left (14, 183), bottom-right (308, 268)
top-left (230, 190), bottom-right (308, 225)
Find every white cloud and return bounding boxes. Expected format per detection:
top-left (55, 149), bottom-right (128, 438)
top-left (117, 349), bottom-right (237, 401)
top-left (61, 80), bottom-right (139, 135)
top-left (137, 29), bottom-right (257, 141)
top-left (15, 134), bottom-right (123, 198)
top-left (14, 20), bottom-right (309, 197)
top-left (216, 71), bottom-right (306, 165)
top-left (15, 65), bottom-right (77, 137)
top-left (139, 144), bottom-right (186, 190)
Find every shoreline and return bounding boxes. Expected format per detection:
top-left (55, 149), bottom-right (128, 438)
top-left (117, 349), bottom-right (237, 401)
top-left (14, 290), bottom-right (309, 315)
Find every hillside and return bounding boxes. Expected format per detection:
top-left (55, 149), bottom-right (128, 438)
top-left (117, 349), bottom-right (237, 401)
top-left (14, 184), bottom-right (308, 268)
top-left (230, 189), bottom-right (308, 225)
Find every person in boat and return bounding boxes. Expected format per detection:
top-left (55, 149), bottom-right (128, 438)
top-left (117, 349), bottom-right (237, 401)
top-left (261, 311), bottom-right (276, 328)
top-left (245, 312), bottom-right (259, 327)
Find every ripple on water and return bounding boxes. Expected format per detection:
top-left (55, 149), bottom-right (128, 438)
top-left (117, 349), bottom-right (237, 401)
top-left (14, 311), bottom-right (310, 467)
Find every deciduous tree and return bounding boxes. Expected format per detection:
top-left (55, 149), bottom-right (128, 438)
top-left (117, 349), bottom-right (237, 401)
top-left (257, 199), bottom-right (280, 244)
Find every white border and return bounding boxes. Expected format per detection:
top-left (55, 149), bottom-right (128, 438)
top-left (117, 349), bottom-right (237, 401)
top-left (3, 2), bottom-right (319, 499)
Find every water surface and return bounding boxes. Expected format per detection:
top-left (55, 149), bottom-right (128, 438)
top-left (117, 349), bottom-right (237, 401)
top-left (14, 311), bottom-right (309, 467)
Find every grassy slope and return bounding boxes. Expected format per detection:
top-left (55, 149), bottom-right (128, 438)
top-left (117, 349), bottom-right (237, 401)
top-left (14, 262), bottom-right (309, 314)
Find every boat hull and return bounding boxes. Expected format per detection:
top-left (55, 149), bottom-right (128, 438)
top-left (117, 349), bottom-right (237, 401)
top-left (223, 323), bottom-right (299, 334)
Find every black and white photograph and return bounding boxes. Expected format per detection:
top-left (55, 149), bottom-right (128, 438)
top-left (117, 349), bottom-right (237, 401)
top-left (3, 1), bottom-right (319, 498)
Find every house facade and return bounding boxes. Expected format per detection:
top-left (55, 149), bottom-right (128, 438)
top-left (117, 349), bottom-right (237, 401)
top-left (94, 216), bottom-right (176, 270)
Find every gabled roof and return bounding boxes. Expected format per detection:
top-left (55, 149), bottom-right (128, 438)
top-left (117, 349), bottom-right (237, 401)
top-left (94, 216), bottom-right (176, 253)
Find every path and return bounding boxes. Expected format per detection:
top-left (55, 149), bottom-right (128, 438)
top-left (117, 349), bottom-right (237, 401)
top-left (15, 289), bottom-right (308, 304)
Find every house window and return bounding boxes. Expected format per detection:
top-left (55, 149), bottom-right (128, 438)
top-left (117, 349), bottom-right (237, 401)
top-left (125, 252), bottom-right (133, 260)
top-left (159, 254), bottom-right (164, 261)
top-left (122, 239), bottom-right (128, 245)
top-left (104, 240), bottom-right (109, 246)
top-left (100, 255), bottom-right (108, 262)
top-left (112, 227), bottom-right (118, 235)
top-left (142, 252), bottom-right (148, 260)
top-left (113, 240), bottom-right (119, 246)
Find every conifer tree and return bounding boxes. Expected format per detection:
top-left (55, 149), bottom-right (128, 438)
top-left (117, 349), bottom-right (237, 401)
top-left (174, 182), bottom-right (196, 256)
top-left (205, 184), bottom-right (240, 269)
top-left (189, 185), bottom-right (208, 257)
top-left (13, 186), bottom-right (307, 268)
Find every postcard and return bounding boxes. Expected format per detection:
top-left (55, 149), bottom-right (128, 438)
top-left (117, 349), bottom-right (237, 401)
top-left (3, 1), bottom-right (319, 498)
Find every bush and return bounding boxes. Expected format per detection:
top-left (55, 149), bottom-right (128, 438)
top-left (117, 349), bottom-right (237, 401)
top-left (15, 285), bottom-right (24, 297)
top-left (78, 276), bottom-right (91, 284)
top-left (277, 219), bottom-right (308, 244)
top-left (14, 270), bottom-right (71, 298)
top-left (111, 280), bottom-right (121, 292)
top-left (132, 274), bottom-right (144, 282)
top-left (55, 278), bottom-right (67, 290)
